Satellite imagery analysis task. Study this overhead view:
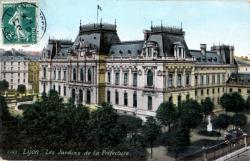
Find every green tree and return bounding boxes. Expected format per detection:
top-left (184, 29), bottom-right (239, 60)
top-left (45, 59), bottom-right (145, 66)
top-left (214, 114), bottom-right (230, 132)
top-left (0, 80), bottom-right (9, 95)
top-left (17, 84), bottom-right (26, 95)
top-left (245, 96), bottom-right (250, 111)
top-left (201, 97), bottom-right (214, 121)
top-left (0, 95), bottom-right (11, 121)
top-left (178, 99), bottom-right (203, 130)
top-left (156, 102), bottom-right (178, 131)
top-left (220, 92), bottom-right (245, 113)
top-left (168, 126), bottom-right (190, 161)
top-left (231, 113), bottom-right (247, 128)
top-left (88, 102), bottom-right (125, 149)
top-left (142, 116), bottom-right (161, 159)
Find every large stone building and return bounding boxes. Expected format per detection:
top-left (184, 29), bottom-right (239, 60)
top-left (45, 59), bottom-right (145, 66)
top-left (0, 49), bottom-right (39, 92)
top-left (39, 22), bottom-right (237, 120)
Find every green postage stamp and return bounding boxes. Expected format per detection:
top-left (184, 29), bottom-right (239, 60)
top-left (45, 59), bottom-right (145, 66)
top-left (1, 0), bottom-right (38, 44)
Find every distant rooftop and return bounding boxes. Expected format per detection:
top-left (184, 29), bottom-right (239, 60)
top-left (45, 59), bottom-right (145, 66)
top-left (79, 23), bottom-right (117, 33)
top-left (150, 26), bottom-right (184, 35)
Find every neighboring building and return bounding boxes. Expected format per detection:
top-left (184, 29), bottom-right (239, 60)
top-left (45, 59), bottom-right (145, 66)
top-left (39, 22), bottom-right (237, 120)
top-left (235, 57), bottom-right (250, 74)
top-left (0, 49), bottom-right (38, 92)
top-left (28, 56), bottom-right (40, 93)
top-left (227, 58), bottom-right (250, 99)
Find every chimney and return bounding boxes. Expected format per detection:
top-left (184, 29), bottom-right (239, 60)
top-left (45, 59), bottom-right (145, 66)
top-left (229, 46), bottom-right (234, 64)
top-left (144, 30), bottom-right (150, 41)
top-left (200, 44), bottom-right (206, 55)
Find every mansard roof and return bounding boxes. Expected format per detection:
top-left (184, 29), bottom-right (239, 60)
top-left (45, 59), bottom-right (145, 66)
top-left (109, 40), bottom-right (144, 57)
top-left (189, 50), bottom-right (223, 65)
top-left (0, 50), bottom-right (34, 61)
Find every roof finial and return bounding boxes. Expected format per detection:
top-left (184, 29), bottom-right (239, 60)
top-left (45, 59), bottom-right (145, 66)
top-left (80, 19), bottom-right (82, 26)
top-left (115, 18), bottom-right (117, 27)
top-left (151, 21), bottom-right (153, 29)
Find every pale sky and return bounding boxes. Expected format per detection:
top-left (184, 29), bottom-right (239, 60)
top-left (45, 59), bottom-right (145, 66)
top-left (0, 0), bottom-right (250, 56)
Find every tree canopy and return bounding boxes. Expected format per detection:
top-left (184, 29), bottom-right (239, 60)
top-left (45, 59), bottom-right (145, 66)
top-left (17, 84), bottom-right (26, 94)
top-left (201, 97), bottom-right (214, 117)
top-left (231, 113), bottom-right (248, 128)
top-left (220, 92), bottom-right (245, 112)
top-left (0, 80), bottom-right (9, 95)
top-left (156, 102), bottom-right (178, 130)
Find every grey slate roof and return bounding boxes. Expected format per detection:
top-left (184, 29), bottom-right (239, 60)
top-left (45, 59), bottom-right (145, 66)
top-left (235, 57), bottom-right (250, 66)
top-left (109, 41), bottom-right (144, 57)
top-left (228, 73), bottom-right (250, 85)
top-left (0, 50), bottom-right (31, 61)
top-left (189, 50), bottom-right (223, 64)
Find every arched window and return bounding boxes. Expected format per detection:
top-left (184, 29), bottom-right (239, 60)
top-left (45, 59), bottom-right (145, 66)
top-left (124, 92), bottom-right (128, 106)
top-left (58, 85), bottom-right (61, 95)
top-left (169, 96), bottom-right (173, 103)
top-left (147, 70), bottom-right (153, 86)
top-left (73, 68), bottom-right (77, 81)
top-left (86, 90), bottom-right (91, 104)
top-left (79, 90), bottom-right (83, 104)
top-left (80, 68), bottom-right (84, 81)
top-left (43, 67), bottom-right (46, 78)
top-left (72, 89), bottom-right (75, 102)
top-left (88, 68), bottom-right (92, 83)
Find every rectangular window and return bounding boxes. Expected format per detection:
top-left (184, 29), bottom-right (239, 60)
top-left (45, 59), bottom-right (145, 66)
top-left (201, 89), bottom-right (203, 96)
top-left (195, 75), bottom-right (198, 86)
top-left (195, 90), bottom-right (197, 96)
top-left (217, 74), bottom-right (221, 84)
top-left (133, 73), bottom-right (137, 87)
top-left (115, 91), bottom-right (119, 104)
top-left (124, 93), bottom-right (128, 106)
top-left (124, 73), bottom-right (128, 86)
top-left (218, 88), bottom-right (220, 93)
top-left (107, 90), bottom-right (111, 103)
top-left (53, 70), bottom-right (56, 80)
top-left (238, 88), bottom-right (241, 93)
top-left (115, 72), bottom-right (120, 85)
top-left (58, 70), bottom-right (61, 80)
top-left (222, 74), bottom-right (225, 83)
top-left (230, 88), bottom-right (232, 92)
top-left (107, 72), bottom-right (111, 83)
top-left (148, 96), bottom-right (152, 110)
top-left (168, 74), bottom-right (173, 87)
top-left (177, 74), bottom-right (182, 87)
top-left (133, 92), bottom-right (137, 108)
top-left (207, 89), bottom-right (209, 95)
top-left (206, 75), bottom-right (209, 85)
top-left (64, 86), bottom-right (66, 96)
top-left (212, 75), bottom-right (215, 84)
top-left (213, 88), bottom-right (215, 94)
top-left (201, 75), bottom-right (204, 85)
top-left (186, 74), bottom-right (190, 86)
top-left (23, 79), bottom-right (25, 83)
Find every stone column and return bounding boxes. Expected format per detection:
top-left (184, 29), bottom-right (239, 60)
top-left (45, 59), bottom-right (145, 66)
top-left (182, 69), bottom-right (186, 87)
top-left (174, 68), bottom-right (177, 88)
top-left (165, 69), bottom-right (168, 89)
top-left (191, 67), bottom-right (195, 86)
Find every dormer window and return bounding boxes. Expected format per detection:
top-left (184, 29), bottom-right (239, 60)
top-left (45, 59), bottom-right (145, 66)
top-left (119, 50), bottom-right (123, 54)
top-left (214, 57), bottom-right (217, 62)
top-left (137, 50), bottom-right (141, 54)
top-left (128, 50), bottom-right (131, 54)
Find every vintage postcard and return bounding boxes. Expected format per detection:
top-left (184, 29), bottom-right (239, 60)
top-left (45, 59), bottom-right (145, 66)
top-left (0, 0), bottom-right (250, 161)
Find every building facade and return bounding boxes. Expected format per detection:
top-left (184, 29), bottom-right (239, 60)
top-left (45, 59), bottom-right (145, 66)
top-left (0, 49), bottom-right (39, 92)
top-left (39, 23), bottom-right (237, 120)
